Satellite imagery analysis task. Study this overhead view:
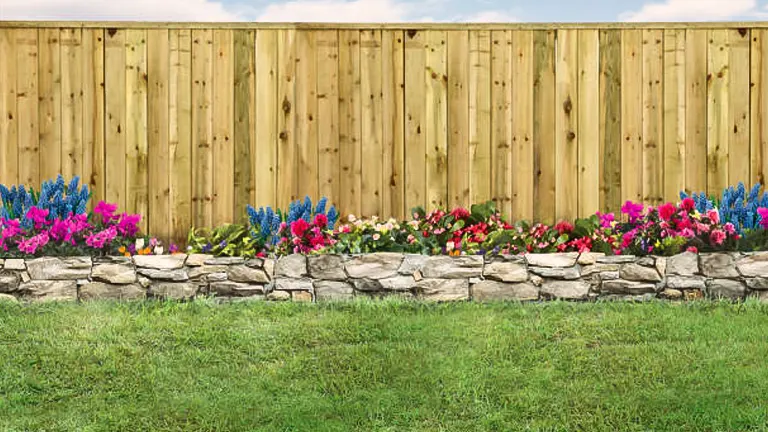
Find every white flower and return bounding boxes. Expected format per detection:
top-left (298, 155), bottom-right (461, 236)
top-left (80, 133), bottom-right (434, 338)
top-left (135, 238), bottom-right (145, 250)
top-left (446, 241), bottom-right (455, 252)
top-left (372, 233), bottom-right (381, 241)
top-left (348, 214), bottom-right (357, 222)
top-left (154, 246), bottom-right (164, 255)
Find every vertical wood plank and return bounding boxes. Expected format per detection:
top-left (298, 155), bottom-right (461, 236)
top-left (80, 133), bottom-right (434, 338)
top-left (381, 30), bottom-right (405, 219)
top-left (729, 28), bottom-right (750, 186)
top-left (38, 28), bottom-right (61, 182)
top-left (491, 30), bottom-right (512, 217)
top-left (296, 30), bottom-right (319, 203)
top-left (254, 29), bottom-right (278, 208)
top-left (360, 30), bottom-right (382, 217)
top-left (751, 29), bottom-right (768, 186)
top-left (60, 28), bottom-right (83, 181)
top-left (469, 30), bottom-right (492, 207)
top-left (708, 29), bottom-right (729, 196)
top-left (533, 30), bottom-right (556, 223)
top-left (511, 30), bottom-right (534, 220)
top-left (105, 29), bottom-right (127, 209)
top-left (555, 29), bottom-right (579, 220)
top-left (404, 30), bottom-right (426, 215)
top-left (147, 29), bottom-right (170, 241)
top-left (663, 29), bottom-right (686, 201)
top-left (621, 29), bottom-right (643, 204)
top-left (233, 30), bottom-right (255, 219)
top-left (191, 29), bottom-right (213, 227)
top-left (169, 29), bottom-right (192, 245)
top-left (447, 30), bottom-right (470, 209)
top-left (339, 29), bottom-right (361, 216)
top-left (82, 29), bottom-right (104, 206)
top-left (212, 29), bottom-right (234, 226)
top-left (17, 29), bottom-right (39, 187)
top-left (316, 30), bottom-right (339, 209)
top-left (642, 29), bottom-right (663, 205)
top-left (599, 29), bottom-right (622, 214)
top-left (425, 30), bottom-right (448, 211)
top-left (578, 29), bottom-right (599, 217)
top-left (0, 29), bottom-right (19, 186)
top-left (277, 29), bottom-right (297, 209)
top-left (125, 29), bottom-right (148, 230)
top-left (685, 29), bottom-right (708, 195)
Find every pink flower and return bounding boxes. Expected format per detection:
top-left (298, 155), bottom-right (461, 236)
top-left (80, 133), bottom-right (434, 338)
top-left (680, 228), bottom-right (695, 239)
top-left (85, 226), bottom-right (117, 249)
top-left (18, 231), bottom-right (49, 255)
top-left (117, 213), bottom-right (141, 237)
top-left (759, 207), bottom-right (768, 229)
top-left (596, 212), bottom-right (615, 228)
top-left (554, 220), bottom-right (574, 235)
top-left (724, 223), bottom-right (736, 235)
top-left (621, 201), bottom-right (644, 223)
top-left (658, 203), bottom-right (676, 221)
top-left (450, 207), bottom-right (470, 220)
top-left (94, 201), bottom-right (118, 223)
top-left (291, 219), bottom-right (310, 237)
top-left (706, 209), bottom-right (720, 224)
top-left (313, 213), bottom-right (328, 228)
top-left (25, 206), bottom-right (50, 229)
top-left (686, 246), bottom-right (698, 253)
top-left (681, 198), bottom-right (696, 212)
top-left (50, 218), bottom-right (75, 243)
top-left (710, 229), bottom-right (726, 245)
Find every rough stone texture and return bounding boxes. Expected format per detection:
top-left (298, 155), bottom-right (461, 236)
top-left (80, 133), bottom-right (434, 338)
top-left (378, 276), bottom-right (417, 291)
top-left (599, 271), bottom-right (620, 281)
top-left (138, 276), bottom-right (151, 288)
top-left (274, 278), bottom-right (313, 292)
top-left (4, 259), bottom-right (25, 270)
top-left (707, 279), bottom-right (746, 300)
top-left (483, 259), bottom-right (528, 283)
top-left (20, 280), bottom-right (77, 301)
top-left (526, 253), bottom-right (578, 268)
top-left (351, 278), bottom-right (383, 292)
top-left (415, 278), bottom-right (469, 301)
top-left (666, 275), bottom-right (707, 290)
top-left (137, 268), bottom-right (189, 281)
top-left (737, 253), bottom-right (768, 277)
top-left (751, 290), bottom-right (768, 302)
top-left (20, 272), bottom-right (30, 283)
top-left (274, 254), bottom-right (308, 278)
top-left (0, 293), bottom-right (17, 302)
top-left (91, 263), bottom-right (137, 284)
top-left (209, 281), bottom-right (265, 297)
top-left (263, 259), bottom-right (275, 278)
top-left (345, 253), bottom-right (403, 279)
top-left (308, 255), bottom-right (347, 280)
top-left (245, 258), bottom-right (265, 268)
top-left (422, 256), bottom-right (483, 279)
top-left (580, 263), bottom-right (620, 277)
top-left (597, 255), bottom-right (637, 264)
top-left (620, 263), bottom-right (661, 282)
top-left (636, 257), bottom-right (655, 267)
top-left (472, 280), bottom-right (538, 301)
top-left (577, 252), bottom-right (605, 265)
top-left (207, 273), bottom-right (228, 282)
top-left (314, 281), bottom-right (355, 301)
top-left (80, 282), bottom-right (145, 300)
top-left (292, 291), bottom-right (313, 302)
top-left (188, 265), bottom-right (228, 280)
top-left (227, 265), bottom-right (270, 283)
top-left (540, 280), bottom-right (590, 300)
top-left (700, 253), bottom-right (739, 278)
top-left (203, 257), bottom-right (246, 265)
top-left (600, 293), bottom-right (655, 302)
top-left (0, 272), bottom-right (20, 292)
top-left (267, 290), bottom-right (291, 301)
top-left (530, 274), bottom-right (543, 286)
top-left (655, 257), bottom-right (667, 277)
top-left (601, 279), bottom-right (657, 294)
top-left (745, 277), bottom-right (768, 290)
top-left (685, 290), bottom-right (704, 301)
top-left (133, 254), bottom-right (186, 270)
top-left (660, 288), bottom-right (683, 300)
top-left (26, 257), bottom-right (92, 280)
top-left (528, 266), bottom-right (581, 280)
top-left (399, 254), bottom-right (428, 275)
top-left (186, 254), bottom-right (214, 267)
top-left (148, 282), bottom-right (198, 299)
top-left (666, 252), bottom-right (699, 276)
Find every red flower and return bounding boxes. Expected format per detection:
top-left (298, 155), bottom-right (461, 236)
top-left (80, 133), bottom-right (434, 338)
top-left (658, 203), bottom-right (676, 221)
top-left (554, 220), bottom-right (573, 235)
top-left (450, 207), bottom-right (470, 220)
top-left (686, 246), bottom-right (698, 253)
top-left (291, 219), bottom-right (310, 237)
top-left (681, 197), bottom-right (696, 212)
top-left (313, 213), bottom-right (328, 228)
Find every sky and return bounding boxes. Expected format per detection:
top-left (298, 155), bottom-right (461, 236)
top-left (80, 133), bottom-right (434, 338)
top-left (1, 0), bottom-right (767, 22)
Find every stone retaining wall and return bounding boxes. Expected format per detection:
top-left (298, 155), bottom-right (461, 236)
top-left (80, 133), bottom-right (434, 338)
top-left (1, 252), bottom-right (767, 303)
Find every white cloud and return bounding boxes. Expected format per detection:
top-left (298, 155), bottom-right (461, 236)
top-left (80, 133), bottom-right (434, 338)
top-left (0, 0), bottom-right (241, 21)
top-left (256, 0), bottom-right (417, 22)
top-left (620, 0), bottom-right (758, 22)
top-left (458, 10), bottom-right (519, 22)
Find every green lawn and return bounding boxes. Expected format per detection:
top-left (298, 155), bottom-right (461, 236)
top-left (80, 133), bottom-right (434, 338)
top-left (2, 300), bottom-right (768, 431)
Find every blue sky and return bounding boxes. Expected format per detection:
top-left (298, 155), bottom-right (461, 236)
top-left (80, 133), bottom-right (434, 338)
top-left (1, 0), bottom-right (767, 22)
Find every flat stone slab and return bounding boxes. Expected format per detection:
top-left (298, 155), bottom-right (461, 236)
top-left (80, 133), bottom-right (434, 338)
top-left (185, 254), bottom-right (214, 267)
top-left (601, 279), bottom-right (657, 295)
top-left (707, 279), bottom-right (746, 300)
top-left (528, 266), bottom-right (581, 280)
top-left (148, 282), bottom-right (198, 300)
top-left (472, 280), bottom-right (538, 301)
top-left (4, 259), bottom-right (25, 270)
top-left (314, 281), bottom-right (354, 301)
top-left (209, 281), bottom-right (265, 297)
top-left (133, 255), bottom-right (186, 270)
top-left (737, 253), bottom-right (768, 277)
top-left (274, 255), bottom-right (308, 278)
top-left (415, 278), bottom-right (468, 301)
top-left (526, 253), bottom-right (579, 268)
top-left (80, 282), bottom-right (145, 301)
top-left (700, 253), bottom-right (739, 278)
top-left (345, 253), bottom-right (403, 279)
top-left (227, 265), bottom-right (270, 283)
top-left (137, 268), bottom-right (189, 282)
top-left (0, 272), bottom-right (20, 293)
top-left (620, 263), bottom-right (661, 282)
top-left (308, 255), bottom-right (347, 281)
top-left (421, 256), bottom-right (483, 279)
top-left (666, 252), bottom-right (699, 276)
top-left (20, 280), bottom-right (77, 301)
top-left (26, 257), bottom-right (92, 280)
top-left (273, 277), bottom-right (313, 292)
top-left (540, 280), bottom-right (590, 300)
top-left (483, 260), bottom-right (528, 283)
top-left (91, 263), bottom-right (137, 284)
top-left (665, 275), bottom-right (706, 290)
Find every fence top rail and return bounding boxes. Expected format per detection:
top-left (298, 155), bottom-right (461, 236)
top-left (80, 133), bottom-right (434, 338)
top-left (1, 20), bottom-right (768, 30)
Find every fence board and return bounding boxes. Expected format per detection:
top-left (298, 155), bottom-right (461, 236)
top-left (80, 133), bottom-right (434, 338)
top-left (147, 29), bottom-right (170, 241)
top-left (447, 30), bottom-right (470, 209)
top-left (533, 30), bottom-right (556, 223)
top-left (381, 30), bottom-right (405, 218)
top-left (425, 30), bottom-right (448, 210)
top-left (642, 29), bottom-right (663, 205)
top-left (469, 30), bottom-right (492, 207)
top-left (708, 29), bottom-right (729, 196)
top-left (212, 29), bottom-right (234, 226)
top-left (685, 29), bottom-right (708, 194)
top-left (296, 30), bottom-right (319, 206)
top-left (254, 29), bottom-right (278, 209)
top-left (491, 30), bottom-right (512, 217)
top-left (82, 29), bottom-right (104, 206)
top-left (599, 29), bottom-right (622, 214)
top-left (104, 28), bottom-right (125, 209)
top-left (361, 30), bottom-right (382, 217)
top-left (621, 29), bottom-right (643, 204)
top-left (663, 29), bottom-right (686, 199)
top-left (338, 30), bottom-right (360, 215)
top-left (729, 28), bottom-right (751, 186)
top-left (38, 28), bottom-right (61, 182)
top-left (0, 29), bottom-right (19, 186)
top-left (16, 29), bottom-right (39, 187)
top-left (752, 29), bottom-right (768, 186)
top-left (578, 29), bottom-right (599, 218)
top-left (191, 29), bottom-right (213, 227)
top-left (404, 30), bottom-right (426, 213)
top-left (233, 30), bottom-right (255, 220)
top-left (169, 29), bottom-right (192, 244)
top-left (61, 29), bottom-right (83, 181)
top-left (555, 29), bottom-right (578, 220)
top-left (125, 29), bottom-right (148, 231)
top-left (316, 30), bottom-right (339, 209)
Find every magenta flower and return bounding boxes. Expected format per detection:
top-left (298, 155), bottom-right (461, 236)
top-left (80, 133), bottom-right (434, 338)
top-left (758, 208), bottom-right (768, 229)
top-left (658, 203), bottom-right (676, 221)
top-left (621, 201), bottom-right (644, 223)
top-left (94, 201), bottom-right (118, 223)
top-left (85, 226), bottom-right (118, 249)
top-left (25, 206), bottom-right (50, 229)
top-left (706, 209), bottom-right (720, 224)
top-left (117, 213), bottom-right (141, 237)
top-left (18, 231), bottom-right (49, 255)
top-left (596, 212), bottom-right (615, 228)
top-left (710, 229), bottom-right (726, 246)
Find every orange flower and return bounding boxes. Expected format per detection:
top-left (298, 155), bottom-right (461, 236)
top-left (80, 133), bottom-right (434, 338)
top-left (123, 252), bottom-right (131, 257)
top-left (118, 246), bottom-right (126, 254)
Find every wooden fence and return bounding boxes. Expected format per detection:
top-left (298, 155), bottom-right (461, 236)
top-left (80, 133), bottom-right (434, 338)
top-left (1, 22), bottom-right (768, 242)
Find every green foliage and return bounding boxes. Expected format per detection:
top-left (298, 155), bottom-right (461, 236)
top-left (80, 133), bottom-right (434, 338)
top-left (187, 224), bottom-right (259, 257)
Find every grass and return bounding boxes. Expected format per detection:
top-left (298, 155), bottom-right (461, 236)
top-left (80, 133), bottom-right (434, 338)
top-left (2, 299), bottom-right (768, 431)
